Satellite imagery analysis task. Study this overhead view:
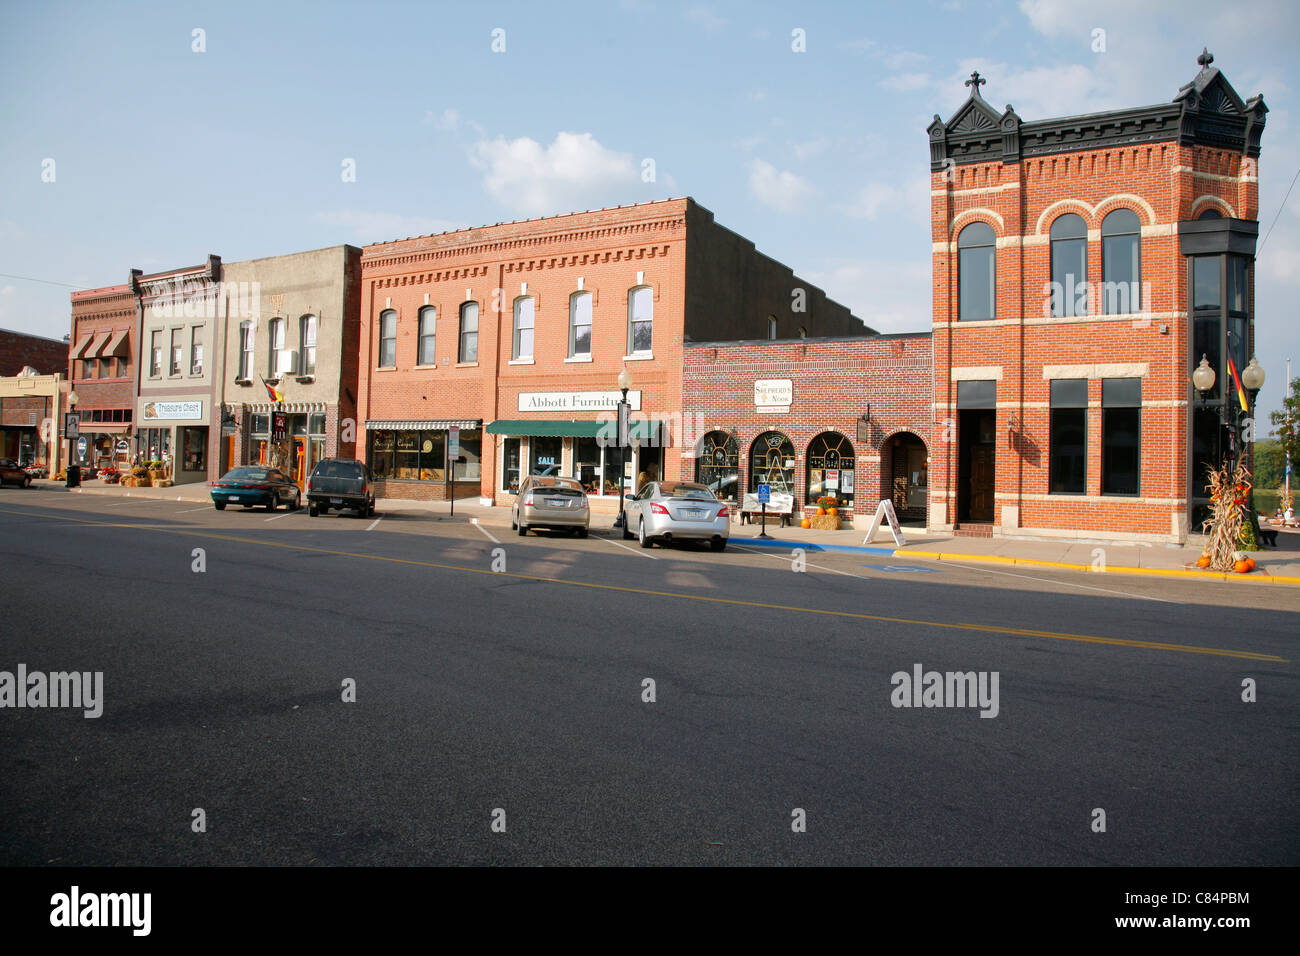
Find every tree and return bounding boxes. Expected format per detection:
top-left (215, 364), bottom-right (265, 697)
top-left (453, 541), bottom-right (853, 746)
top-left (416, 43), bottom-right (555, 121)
top-left (1253, 439), bottom-right (1284, 490)
top-left (1268, 377), bottom-right (1300, 480)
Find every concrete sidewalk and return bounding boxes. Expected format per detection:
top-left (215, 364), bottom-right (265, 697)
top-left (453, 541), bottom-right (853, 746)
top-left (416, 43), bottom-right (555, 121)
top-left (29, 479), bottom-right (1300, 585)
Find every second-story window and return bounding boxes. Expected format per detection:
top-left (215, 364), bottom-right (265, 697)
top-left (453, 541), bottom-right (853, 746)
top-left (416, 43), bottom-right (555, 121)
top-left (300, 315), bottom-right (317, 375)
top-left (150, 330), bottom-right (162, 377)
top-left (1101, 209), bottom-right (1141, 314)
top-left (1050, 213), bottom-right (1088, 318)
top-left (190, 327), bottom-right (203, 375)
top-left (169, 329), bottom-right (182, 376)
top-left (628, 286), bottom-right (653, 355)
top-left (569, 292), bottom-right (592, 357)
top-left (512, 296), bottom-right (534, 361)
top-left (268, 318), bottom-right (285, 377)
top-left (378, 309), bottom-right (396, 368)
top-left (958, 222), bottom-right (996, 320)
top-left (238, 321), bottom-right (253, 379)
top-left (418, 306), bottom-right (436, 365)
top-left (459, 302), bottom-right (479, 363)
top-left (767, 315), bottom-right (778, 340)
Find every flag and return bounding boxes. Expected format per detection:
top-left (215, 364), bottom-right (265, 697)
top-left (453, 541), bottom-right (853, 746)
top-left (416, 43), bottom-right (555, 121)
top-left (263, 379), bottom-right (284, 404)
top-left (1227, 357), bottom-right (1249, 413)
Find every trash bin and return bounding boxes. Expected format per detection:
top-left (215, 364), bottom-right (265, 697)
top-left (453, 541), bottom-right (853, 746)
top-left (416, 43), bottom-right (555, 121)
top-left (66, 465), bottom-right (80, 488)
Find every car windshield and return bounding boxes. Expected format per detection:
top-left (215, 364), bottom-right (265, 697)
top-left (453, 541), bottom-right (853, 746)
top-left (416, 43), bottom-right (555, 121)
top-left (313, 460), bottom-right (363, 478)
top-left (659, 482), bottom-right (715, 500)
top-left (224, 468), bottom-right (271, 481)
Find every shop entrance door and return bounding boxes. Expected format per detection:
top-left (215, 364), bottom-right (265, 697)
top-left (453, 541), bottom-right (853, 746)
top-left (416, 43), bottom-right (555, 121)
top-left (957, 410), bottom-right (995, 523)
top-left (292, 437), bottom-right (307, 489)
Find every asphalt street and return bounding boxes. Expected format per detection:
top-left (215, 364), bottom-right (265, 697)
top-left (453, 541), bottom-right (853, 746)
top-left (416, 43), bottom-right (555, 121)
top-left (1, 487), bottom-right (1296, 865)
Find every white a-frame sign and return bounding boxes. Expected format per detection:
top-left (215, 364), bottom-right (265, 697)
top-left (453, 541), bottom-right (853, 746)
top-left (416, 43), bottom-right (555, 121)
top-left (862, 500), bottom-right (906, 546)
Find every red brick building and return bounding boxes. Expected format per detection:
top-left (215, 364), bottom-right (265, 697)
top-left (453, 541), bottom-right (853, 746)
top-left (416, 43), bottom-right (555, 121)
top-left (682, 334), bottom-right (933, 525)
top-left (357, 198), bottom-right (868, 507)
top-left (0, 328), bottom-right (68, 377)
top-left (926, 52), bottom-right (1265, 542)
top-left (0, 329), bottom-right (69, 466)
top-left (67, 283), bottom-right (138, 470)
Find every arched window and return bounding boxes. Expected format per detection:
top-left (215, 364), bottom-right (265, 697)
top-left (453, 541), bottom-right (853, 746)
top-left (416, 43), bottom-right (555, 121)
top-left (1198, 207), bottom-right (1223, 220)
top-left (628, 286), bottom-right (653, 355)
top-left (806, 431), bottom-right (855, 507)
top-left (512, 296), bottom-right (534, 360)
top-left (417, 306), bottom-right (436, 365)
top-left (797, 326), bottom-right (807, 339)
top-left (767, 315), bottom-right (778, 340)
top-left (458, 302), bottom-right (478, 363)
top-left (377, 310), bottom-right (396, 368)
top-left (749, 431), bottom-right (795, 495)
top-left (1101, 209), bottom-right (1141, 314)
top-left (569, 291), bottom-right (592, 357)
top-left (1050, 213), bottom-right (1088, 317)
top-left (958, 222), bottom-right (996, 320)
top-left (695, 431), bottom-right (739, 501)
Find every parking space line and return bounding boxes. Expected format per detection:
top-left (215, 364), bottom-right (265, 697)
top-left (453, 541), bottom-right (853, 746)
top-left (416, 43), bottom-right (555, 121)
top-left (597, 535), bottom-right (659, 560)
top-left (265, 509), bottom-right (300, 522)
top-left (366, 515), bottom-right (384, 531)
top-left (470, 519), bottom-right (500, 544)
top-left (177, 506), bottom-right (212, 514)
top-left (731, 544), bottom-right (863, 578)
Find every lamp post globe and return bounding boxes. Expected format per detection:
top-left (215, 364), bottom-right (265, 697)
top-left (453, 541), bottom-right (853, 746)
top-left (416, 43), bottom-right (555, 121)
top-left (1242, 357), bottom-right (1265, 394)
top-left (1192, 355), bottom-right (1216, 394)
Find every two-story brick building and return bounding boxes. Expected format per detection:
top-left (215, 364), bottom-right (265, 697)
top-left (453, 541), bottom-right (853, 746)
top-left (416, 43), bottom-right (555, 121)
top-left (926, 52), bottom-right (1265, 542)
top-left (357, 198), bottom-right (869, 508)
top-left (67, 284), bottom-right (138, 471)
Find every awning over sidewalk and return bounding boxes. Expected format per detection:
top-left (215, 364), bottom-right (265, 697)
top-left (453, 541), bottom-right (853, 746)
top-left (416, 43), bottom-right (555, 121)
top-left (486, 418), bottom-right (667, 440)
top-left (366, 419), bottom-right (480, 430)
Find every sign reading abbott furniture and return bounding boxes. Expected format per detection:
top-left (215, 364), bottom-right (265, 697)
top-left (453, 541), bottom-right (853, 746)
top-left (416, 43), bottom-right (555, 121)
top-left (518, 391), bottom-right (642, 412)
top-left (754, 379), bottom-right (792, 412)
top-left (142, 401), bottom-right (203, 421)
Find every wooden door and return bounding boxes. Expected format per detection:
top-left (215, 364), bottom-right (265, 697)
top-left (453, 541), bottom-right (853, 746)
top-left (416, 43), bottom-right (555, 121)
top-left (970, 445), bottom-right (994, 521)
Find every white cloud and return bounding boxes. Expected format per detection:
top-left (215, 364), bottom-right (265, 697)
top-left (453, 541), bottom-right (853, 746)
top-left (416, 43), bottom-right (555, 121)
top-left (736, 135), bottom-right (766, 151)
top-left (684, 5), bottom-right (727, 31)
top-left (470, 131), bottom-right (641, 217)
top-left (423, 108), bottom-right (460, 131)
top-left (884, 51), bottom-right (929, 70)
top-left (880, 72), bottom-right (931, 93)
top-left (790, 138), bottom-right (830, 160)
top-left (747, 159), bottom-right (816, 212)
top-left (748, 87), bottom-right (768, 102)
top-left (1, 285), bottom-right (16, 296)
top-left (842, 176), bottom-right (930, 224)
top-left (314, 210), bottom-right (463, 242)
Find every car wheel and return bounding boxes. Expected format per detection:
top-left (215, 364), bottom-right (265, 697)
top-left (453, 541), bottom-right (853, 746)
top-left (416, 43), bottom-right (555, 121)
top-left (511, 512), bottom-right (517, 530)
top-left (622, 517), bottom-right (634, 540)
top-left (578, 527), bottom-right (588, 538)
top-left (711, 538), bottom-right (727, 552)
top-left (266, 496), bottom-right (277, 513)
top-left (368, 499), bottom-right (376, 517)
top-left (214, 501), bottom-right (226, 511)
top-left (518, 521), bottom-right (528, 536)
top-left (23, 476), bottom-right (31, 488)
top-left (293, 491), bottom-right (302, 511)
top-left (639, 519), bottom-right (653, 549)
top-left (308, 502), bottom-right (318, 517)
top-left (319, 504), bottom-right (329, 515)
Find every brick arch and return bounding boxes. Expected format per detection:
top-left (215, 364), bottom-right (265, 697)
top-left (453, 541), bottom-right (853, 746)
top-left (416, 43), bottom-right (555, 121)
top-left (1034, 199), bottom-right (1097, 236)
top-left (1191, 195), bottom-right (1236, 218)
top-left (1035, 194), bottom-right (1158, 236)
top-left (878, 430), bottom-right (929, 523)
top-left (1094, 193), bottom-right (1158, 228)
top-left (948, 208), bottom-right (1005, 238)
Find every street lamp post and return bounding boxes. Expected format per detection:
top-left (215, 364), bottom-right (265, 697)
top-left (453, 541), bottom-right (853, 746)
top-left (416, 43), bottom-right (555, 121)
top-left (1242, 355), bottom-right (1266, 481)
top-left (65, 390), bottom-right (80, 487)
top-left (613, 367), bottom-right (632, 530)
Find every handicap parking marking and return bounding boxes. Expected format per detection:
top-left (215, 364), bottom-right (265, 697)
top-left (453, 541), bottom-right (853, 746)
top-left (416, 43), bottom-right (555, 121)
top-left (864, 564), bottom-right (943, 573)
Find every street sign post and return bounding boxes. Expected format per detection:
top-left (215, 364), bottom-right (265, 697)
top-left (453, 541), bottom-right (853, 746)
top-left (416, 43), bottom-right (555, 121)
top-left (757, 483), bottom-right (771, 539)
top-left (447, 426), bottom-right (460, 517)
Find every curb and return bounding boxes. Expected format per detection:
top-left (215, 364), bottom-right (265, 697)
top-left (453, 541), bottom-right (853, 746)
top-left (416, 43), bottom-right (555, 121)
top-left (725, 537), bottom-right (900, 556)
top-left (892, 549), bottom-right (1300, 587)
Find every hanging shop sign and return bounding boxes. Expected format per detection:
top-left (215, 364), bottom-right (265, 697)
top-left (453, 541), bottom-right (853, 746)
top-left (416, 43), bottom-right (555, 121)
top-left (142, 401), bottom-right (203, 421)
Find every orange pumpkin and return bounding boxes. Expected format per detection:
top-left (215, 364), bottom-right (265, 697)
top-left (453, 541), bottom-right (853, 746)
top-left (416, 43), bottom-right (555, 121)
top-left (1233, 560), bottom-right (1250, 573)
top-left (1196, 555), bottom-right (1211, 568)
top-left (1245, 557), bottom-right (1256, 571)
top-left (827, 507), bottom-right (837, 517)
top-left (800, 518), bottom-right (812, 529)
top-left (816, 507), bottom-right (826, 516)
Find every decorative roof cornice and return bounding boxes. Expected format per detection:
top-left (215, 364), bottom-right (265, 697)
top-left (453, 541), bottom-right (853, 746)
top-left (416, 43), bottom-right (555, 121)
top-left (929, 51), bottom-right (1267, 171)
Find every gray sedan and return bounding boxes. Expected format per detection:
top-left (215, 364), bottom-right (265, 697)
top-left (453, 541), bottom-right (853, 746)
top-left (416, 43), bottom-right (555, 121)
top-left (512, 475), bottom-right (590, 536)
top-left (622, 480), bottom-right (729, 551)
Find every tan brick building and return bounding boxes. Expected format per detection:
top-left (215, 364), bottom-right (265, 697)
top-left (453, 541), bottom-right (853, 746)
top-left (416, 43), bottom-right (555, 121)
top-left (358, 198), bottom-right (867, 508)
top-left (927, 52), bottom-right (1266, 542)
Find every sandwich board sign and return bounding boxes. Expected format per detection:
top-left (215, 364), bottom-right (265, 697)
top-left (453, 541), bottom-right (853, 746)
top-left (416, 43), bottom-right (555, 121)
top-left (862, 499), bottom-right (906, 547)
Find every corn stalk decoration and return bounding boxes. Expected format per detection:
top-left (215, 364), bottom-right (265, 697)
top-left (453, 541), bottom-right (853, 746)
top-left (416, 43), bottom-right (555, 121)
top-left (1201, 461), bottom-right (1252, 570)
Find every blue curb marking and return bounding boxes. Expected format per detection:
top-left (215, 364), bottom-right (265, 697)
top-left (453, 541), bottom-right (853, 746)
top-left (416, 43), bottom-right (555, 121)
top-left (732, 538), bottom-right (900, 556)
top-left (864, 564), bottom-right (943, 573)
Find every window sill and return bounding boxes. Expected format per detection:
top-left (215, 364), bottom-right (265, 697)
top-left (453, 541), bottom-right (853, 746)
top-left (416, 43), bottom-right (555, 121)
top-left (234, 378), bottom-right (252, 386)
top-left (413, 364), bottom-right (437, 370)
top-left (373, 366), bottom-right (397, 372)
top-left (295, 375), bottom-right (315, 383)
top-left (266, 378), bottom-right (280, 385)
top-left (507, 358), bottom-right (535, 365)
top-left (564, 354), bottom-right (593, 363)
top-left (455, 362), bottom-right (479, 368)
top-left (622, 352), bottom-right (654, 361)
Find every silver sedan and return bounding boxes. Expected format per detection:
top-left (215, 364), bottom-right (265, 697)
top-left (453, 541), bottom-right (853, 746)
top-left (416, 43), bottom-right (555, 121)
top-left (622, 480), bottom-right (729, 551)
top-left (512, 475), bottom-right (590, 536)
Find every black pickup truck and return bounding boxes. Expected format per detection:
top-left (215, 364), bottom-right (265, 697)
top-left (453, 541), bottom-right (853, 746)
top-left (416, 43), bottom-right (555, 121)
top-left (306, 458), bottom-right (376, 517)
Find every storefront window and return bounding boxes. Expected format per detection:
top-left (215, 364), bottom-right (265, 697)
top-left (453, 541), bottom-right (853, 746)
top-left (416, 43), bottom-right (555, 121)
top-left (750, 431), bottom-right (795, 494)
top-left (369, 430), bottom-right (445, 480)
top-left (502, 438), bottom-right (521, 492)
top-left (370, 431), bottom-right (395, 478)
top-left (453, 428), bottom-right (481, 481)
top-left (696, 431), bottom-right (739, 500)
top-left (530, 436), bottom-right (562, 476)
top-left (806, 431), bottom-right (855, 507)
top-left (309, 413), bottom-right (326, 436)
top-left (573, 437), bottom-right (602, 493)
top-left (181, 427), bottom-right (206, 472)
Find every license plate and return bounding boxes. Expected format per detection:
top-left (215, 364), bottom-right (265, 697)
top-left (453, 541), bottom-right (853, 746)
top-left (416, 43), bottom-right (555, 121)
top-left (685, 509), bottom-right (704, 518)
top-left (330, 497), bottom-right (343, 505)
top-left (547, 498), bottom-right (566, 507)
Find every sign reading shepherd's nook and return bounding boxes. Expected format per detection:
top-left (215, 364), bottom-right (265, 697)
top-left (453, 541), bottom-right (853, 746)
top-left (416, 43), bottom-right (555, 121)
top-left (754, 379), bottom-right (792, 412)
top-left (518, 390), bottom-right (642, 413)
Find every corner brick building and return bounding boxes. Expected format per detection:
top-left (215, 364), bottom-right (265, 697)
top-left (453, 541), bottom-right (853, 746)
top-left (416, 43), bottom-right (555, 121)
top-left (357, 198), bottom-right (867, 506)
top-left (926, 53), bottom-right (1265, 542)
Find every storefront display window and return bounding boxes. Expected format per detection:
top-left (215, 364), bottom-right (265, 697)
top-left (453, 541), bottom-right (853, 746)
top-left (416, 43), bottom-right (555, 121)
top-left (530, 436), bottom-right (562, 476)
top-left (806, 431), bottom-right (855, 507)
top-left (369, 430), bottom-right (446, 480)
top-left (750, 431), bottom-right (795, 494)
top-left (452, 428), bottom-right (482, 481)
top-left (573, 437), bottom-right (602, 493)
top-left (501, 438), bottom-right (521, 492)
top-left (695, 431), bottom-right (739, 501)
top-left (181, 427), bottom-right (206, 472)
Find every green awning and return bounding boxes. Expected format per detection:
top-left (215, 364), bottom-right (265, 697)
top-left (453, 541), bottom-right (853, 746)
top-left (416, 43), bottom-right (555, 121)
top-left (486, 418), bottom-right (667, 440)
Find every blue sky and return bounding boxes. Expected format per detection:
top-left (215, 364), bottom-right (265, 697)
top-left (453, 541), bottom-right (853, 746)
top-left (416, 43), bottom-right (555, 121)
top-left (1, 0), bottom-right (1297, 421)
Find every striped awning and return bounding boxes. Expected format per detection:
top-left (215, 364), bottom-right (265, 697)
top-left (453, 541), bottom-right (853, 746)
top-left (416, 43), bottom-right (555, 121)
top-left (68, 334), bottom-right (95, 360)
top-left (244, 401), bottom-right (327, 414)
top-left (366, 419), bottom-right (480, 430)
top-left (83, 331), bottom-right (112, 359)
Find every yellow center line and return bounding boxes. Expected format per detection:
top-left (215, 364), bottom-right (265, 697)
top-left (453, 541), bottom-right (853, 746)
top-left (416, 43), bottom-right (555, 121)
top-left (2, 504), bottom-right (1289, 663)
